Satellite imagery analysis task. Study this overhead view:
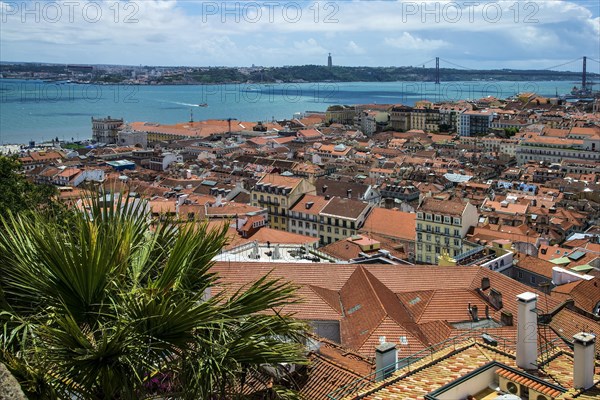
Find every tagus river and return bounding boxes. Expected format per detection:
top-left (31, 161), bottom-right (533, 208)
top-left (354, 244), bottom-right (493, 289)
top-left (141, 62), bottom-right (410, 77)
top-left (0, 79), bottom-right (580, 144)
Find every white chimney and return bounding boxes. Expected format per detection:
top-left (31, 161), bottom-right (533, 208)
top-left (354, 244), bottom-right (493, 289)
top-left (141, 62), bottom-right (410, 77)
top-left (573, 332), bottom-right (596, 390)
top-left (375, 341), bottom-right (398, 381)
top-left (516, 292), bottom-right (538, 370)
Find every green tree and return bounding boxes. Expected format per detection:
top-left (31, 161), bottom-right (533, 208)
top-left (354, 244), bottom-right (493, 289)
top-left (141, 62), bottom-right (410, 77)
top-left (0, 192), bottom-right (307, 399)
top-left (0, 155), bottom-right (60, 219)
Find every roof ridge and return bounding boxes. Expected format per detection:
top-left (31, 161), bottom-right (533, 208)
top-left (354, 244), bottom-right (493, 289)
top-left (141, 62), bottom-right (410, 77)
top-left (359, 266), bottom-right (386, 312)
top-left (361, 268), bottom-right (430, 347)
top-left (307, 285), bottom-right (343, 316)
top-left (414, 289), bottom-right (436, 324)
top-left (310, 351), bottom-right (370, 379)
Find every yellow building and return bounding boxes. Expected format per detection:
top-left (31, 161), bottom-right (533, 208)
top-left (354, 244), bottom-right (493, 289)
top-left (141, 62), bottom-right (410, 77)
top-left (287, 194), bottom-right (374, 245)
top-left (326, 105), bottom-right (356, 124)
top-left (251, 174), bottom-right (316, 231)
top-left (415, 197), bottom-right (479, 264)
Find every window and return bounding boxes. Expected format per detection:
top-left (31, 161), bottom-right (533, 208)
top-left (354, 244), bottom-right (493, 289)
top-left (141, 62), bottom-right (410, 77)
top-left (417, 212), bottom-right (424, 220)
top-left (274, 217), bottom-right (278, 223)
top-left (518, 271), bottom-right (523, 279)
top-left (444, 216), bottom-right (451, 224)
top-left (434, 215), bottom-right (441, 222)
top-left (417, 223), bottom-right (422, 231)
top-left (453, 218), bottom-right (461, 225)
top-left (335, 228), bottom-right (339, 234)
top-left (327, 226), bottom-right (331, 233)
top-left (426, 245), bottom-right (432, 252)
top-left (253, 194), bottom-right (257, 200)
top-left (454, 229), bottom-right (460, 237)
top-left (417, 233), bottom-right (422, 240)
top-left (426, 256), bottom-right (432, 263)
top-left (417, 243), bottom-right (423, 250)
top-left (426, 213), bottom-right (432, 221)
top-left (435, 226), bottom-right (440, 233)
top-left (444, 227), bottom-right (449, 235)
top-left (343, 229), bottom-right (347, 236)
top-left (426, 234), bottom-right (431, 241)
top-left (435, 246), bottom-right (440, 253)
top-left (530, 276), bottom-right (536, 284)
top-left (291, 220), bottom-right (296, 226)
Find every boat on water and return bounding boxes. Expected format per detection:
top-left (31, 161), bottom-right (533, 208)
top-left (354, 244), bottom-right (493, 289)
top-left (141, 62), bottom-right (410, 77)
top-left (198, 103), bottom-right (208, 107)
top-left (560, 85), bottom-right (600, 100)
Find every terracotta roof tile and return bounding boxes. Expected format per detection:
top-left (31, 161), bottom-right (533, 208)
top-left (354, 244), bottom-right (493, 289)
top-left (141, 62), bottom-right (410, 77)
top-left (361, 208), bottom-right (416, 241)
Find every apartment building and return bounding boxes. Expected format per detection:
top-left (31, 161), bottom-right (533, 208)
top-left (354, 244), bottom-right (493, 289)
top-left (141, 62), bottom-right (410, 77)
top-left (415, 197), bottom-right (479, 264)
top-left (288, 194), bottom-right (373, 245)
top-left (458, 109), bottom-right (495, 136)
top-left (92, 116), bottom-right (124, 144)
top-left (389, 105), bottom-right (412, 131)
top-left (325, 105), bottom-right (356, 124)
top-left (516, 134), bottom-right (600, 165)
top-left (410, 107), bottom-right (441, 132)
top-left (250, 174), bottom-right (316, 231)
top-left (460, 136), bottom-right (518, 156)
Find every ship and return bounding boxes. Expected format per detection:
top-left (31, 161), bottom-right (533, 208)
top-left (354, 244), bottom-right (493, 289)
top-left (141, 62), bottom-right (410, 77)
top-left (198, 103), bottom-right (208, 107)
top-left (561, 84), bottom-right (600, 100)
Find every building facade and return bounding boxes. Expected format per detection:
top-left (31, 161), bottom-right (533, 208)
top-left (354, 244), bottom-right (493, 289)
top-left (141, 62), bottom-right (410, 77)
top-left (92, 116), bottom-right (124, 144)
top-left (251, 174), bottom-right (316, 231)
top-left (415, 197), bottom-right (479, 264)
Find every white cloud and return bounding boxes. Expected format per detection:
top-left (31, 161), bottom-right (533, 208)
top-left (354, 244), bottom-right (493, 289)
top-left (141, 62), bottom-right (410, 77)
top-left (345, 41), bottom-right (365, 55)
top-left (0, 0), bottom-right (598, 67)
top-left (384, 33), bottom-right (447, 51)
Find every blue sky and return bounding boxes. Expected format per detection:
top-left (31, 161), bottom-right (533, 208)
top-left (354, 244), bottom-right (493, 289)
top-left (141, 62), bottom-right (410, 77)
top-left (1, 0), bottom-right (599, 71)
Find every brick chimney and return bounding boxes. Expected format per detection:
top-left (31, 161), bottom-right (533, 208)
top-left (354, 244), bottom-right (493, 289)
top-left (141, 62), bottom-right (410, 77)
top-left (573, 332), bottom-right (596, 390)
top-left (375, 339), bottom-right (398, 381)
top-left (516, 292), bottom-right (538, 370)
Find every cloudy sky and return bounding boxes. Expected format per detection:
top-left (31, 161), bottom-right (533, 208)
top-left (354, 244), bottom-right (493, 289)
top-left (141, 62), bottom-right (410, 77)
top-left (1, 0), bottom-right (599, 71)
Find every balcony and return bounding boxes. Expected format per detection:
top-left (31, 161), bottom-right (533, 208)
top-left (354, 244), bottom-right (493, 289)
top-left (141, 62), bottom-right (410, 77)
top-left (257, 198), bottom-right (280, 206)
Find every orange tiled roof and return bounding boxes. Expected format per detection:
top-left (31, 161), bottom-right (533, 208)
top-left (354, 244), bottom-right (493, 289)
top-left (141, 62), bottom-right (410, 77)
top-left (419, 197), bottom-right (466, 216)
top-left (496, 367), bottom-right (562, 397)
top-left (256, 173), bottom-right (304, 190)
top-left (361, 208), bottom-right (416, 241)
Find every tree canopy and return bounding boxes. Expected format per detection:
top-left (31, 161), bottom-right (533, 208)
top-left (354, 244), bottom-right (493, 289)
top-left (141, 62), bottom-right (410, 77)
top-left (0, 192), bottom-right (308, 399)
top-left (0, 155), bottom-right (60, 219)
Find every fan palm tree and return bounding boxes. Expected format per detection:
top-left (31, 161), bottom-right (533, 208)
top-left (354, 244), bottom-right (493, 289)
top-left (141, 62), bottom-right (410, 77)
top-left (0, 191), bottom-right (307, 399)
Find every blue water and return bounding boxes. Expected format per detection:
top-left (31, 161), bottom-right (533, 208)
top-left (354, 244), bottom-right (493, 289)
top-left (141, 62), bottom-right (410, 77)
top-left (0, 79), bottom-right (580, 144)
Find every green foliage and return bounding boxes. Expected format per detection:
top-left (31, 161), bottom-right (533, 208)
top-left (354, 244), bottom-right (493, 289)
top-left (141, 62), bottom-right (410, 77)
top-left (504, 127), bottom-right (520, 137)
top-left (0, 191), bottom-right (307, 399)
top-left (0, 155), bottom-right (63, 220)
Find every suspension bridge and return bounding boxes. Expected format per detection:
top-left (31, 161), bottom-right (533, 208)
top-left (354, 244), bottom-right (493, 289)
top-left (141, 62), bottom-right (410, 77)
top-left (417, 56), bottom-right (600, 98)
